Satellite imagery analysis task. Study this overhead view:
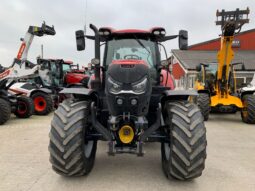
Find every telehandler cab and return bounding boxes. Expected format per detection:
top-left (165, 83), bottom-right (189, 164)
top-left (49, 24), bottom-right (207, 180)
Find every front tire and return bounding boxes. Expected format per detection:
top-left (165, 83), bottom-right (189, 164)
top-left (0, 98), bottom-right (11, 125)
top-left (14, 96), bottom-right (34, 118)
top-left (241, 94), bottom-right (255, 124)
top-left (161, 101), bottom-right (207, 180)
top-left (196, 93), bottom-right (210, 121)
top-left (32, 92), bottom-right (53, 115)
top-left (49, 99), bottom-right (97, 176)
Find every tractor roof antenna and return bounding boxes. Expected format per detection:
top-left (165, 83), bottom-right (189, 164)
top-left (84, 0), bottom-right (88, 35)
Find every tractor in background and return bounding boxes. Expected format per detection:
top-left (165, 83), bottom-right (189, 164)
top-left (195, 8), bottom-right (255, 123)
top-left (48, 24), bottom-right (206, 180)
top-left (239, 73), bottom-right (255, 96)
top-left (10, 58), bottom-right (90, 113)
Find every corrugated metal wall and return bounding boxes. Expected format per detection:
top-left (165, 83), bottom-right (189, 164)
top-left (189, 30), bottom-right (255, 51)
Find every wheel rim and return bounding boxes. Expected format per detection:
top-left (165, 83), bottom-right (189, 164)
top-left (164, 143), bottom-right (170, 161)
top-left (34, 96), bottom-right (47, 112)
top-left (84, 141), bottom-right (94, 158)
top-left (17, 101), bottom-right (27, 115)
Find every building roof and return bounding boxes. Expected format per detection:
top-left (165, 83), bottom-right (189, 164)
top-left (188, 28), bottom-right (255, 49)
top-left (172, 49), bottom-right (255, 71)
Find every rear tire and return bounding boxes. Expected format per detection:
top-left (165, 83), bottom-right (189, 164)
top-left (32, 92), bottom-right (53, 115)
top-left (0, 98), bottom-right (11, 125)
top-left (241, 94), bottom-right (255, 124)
top-left (14, 96), bottom-right (34, 118)
top-left (161, 101), bottom-right (207, 180)
top-left (197, 93), bottom-right (210, 121)
top-left (49, 99), bottom-right (97, 176)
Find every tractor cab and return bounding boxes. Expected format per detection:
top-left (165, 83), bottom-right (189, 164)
top-left (37, 58), bottom-right (72, 87)
top-left (76, 26), bottom-right (186, 91)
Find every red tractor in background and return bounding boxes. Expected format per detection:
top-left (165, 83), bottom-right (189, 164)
top-left (10, 58), bottom-right (90, 114)
top-left (65, 63), bottom-right (90, 85)
top-left (48, 24), bottom-right (206, 180)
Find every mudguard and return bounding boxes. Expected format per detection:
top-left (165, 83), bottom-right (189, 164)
top-left (37, 88), bottom-right (52, 94)
top-left (164, 89), bottom-right (198, 96)
top-left (163, 89), bottom-right (198, 100)
top-left (60, 87), bottom-right (94, 95)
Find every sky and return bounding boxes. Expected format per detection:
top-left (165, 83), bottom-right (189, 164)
top-left (0, 0), bottom-right (254, 67)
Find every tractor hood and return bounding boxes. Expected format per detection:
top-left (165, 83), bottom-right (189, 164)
top-left (107, 60), bottom-right (149, 84)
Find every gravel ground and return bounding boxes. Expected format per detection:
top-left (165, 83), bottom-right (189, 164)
top-left (0, 112), bottom-right (255, 191)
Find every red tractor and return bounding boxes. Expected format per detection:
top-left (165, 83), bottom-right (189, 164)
top-left (37, 58), bottom-right (89, 87)
top-left (30, 58), bottom-right (90, 111)
top-left (48, 24), bottom-right (207, 180)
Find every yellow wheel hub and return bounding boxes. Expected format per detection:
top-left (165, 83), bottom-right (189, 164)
top-left (118, 125), bottom-right (134, 144)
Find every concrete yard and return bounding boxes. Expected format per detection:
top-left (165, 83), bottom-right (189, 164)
top-left (0, 112), bottom-right (255, 191)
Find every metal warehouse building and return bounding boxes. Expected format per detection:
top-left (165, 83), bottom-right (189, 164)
top-left (172, 28), bottom-right (255, 89)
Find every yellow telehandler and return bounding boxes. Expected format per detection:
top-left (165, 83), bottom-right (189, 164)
top-left (195, 8), bottom-right (255, 123)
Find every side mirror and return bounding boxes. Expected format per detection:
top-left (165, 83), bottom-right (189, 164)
top-left (75, 30), bottom-right (85, 51)
top-left (196, 64), bottom-right (202, 72)
top-left (161, 60), bottom-right (169, 68)
top-left (179, 30), bottom-right (188, 50)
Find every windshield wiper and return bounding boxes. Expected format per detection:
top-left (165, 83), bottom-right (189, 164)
top-left (133, 35), bottom-right (151, 55)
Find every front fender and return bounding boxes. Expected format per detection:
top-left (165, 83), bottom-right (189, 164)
top-left (60, 87), bottom-right (94, 96)
top-left (241, 90), bottom-right (255, 98)
top-left (38, 88), bottom-right (52, 94)
top-left (29, 88), bottom-right (52, 97)
top-left (163, 89), bottom-right (198, 101)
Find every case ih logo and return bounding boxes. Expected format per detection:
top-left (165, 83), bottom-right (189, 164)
top-left (0, 69), bottom-right (11, 79)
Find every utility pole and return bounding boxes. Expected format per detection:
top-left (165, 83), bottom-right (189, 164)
top-left (41, 44), bottom-right (44, 58)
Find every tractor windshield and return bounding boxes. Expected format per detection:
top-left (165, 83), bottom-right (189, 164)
top-left (62, 64), bottom-right (71, 72)
top-left (105, 38), bottom-right (157, 69)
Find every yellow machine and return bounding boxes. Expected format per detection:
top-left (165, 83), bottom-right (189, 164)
top-left (195, 8), bottom-right (255, 123)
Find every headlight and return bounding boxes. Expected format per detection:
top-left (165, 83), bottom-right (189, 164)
top-left (108, 77), bottom-right (122, 94)
top-left (132, 78), bottom-right (147, 94)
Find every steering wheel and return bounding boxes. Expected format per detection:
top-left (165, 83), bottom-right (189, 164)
top-left (124, 54), bottom-right (140, 60)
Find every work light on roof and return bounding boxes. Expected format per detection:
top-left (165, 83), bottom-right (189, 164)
top-left (99, 28), bottom-right (112, 36)
top-left (151, 27), bottom-right (166, 37)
